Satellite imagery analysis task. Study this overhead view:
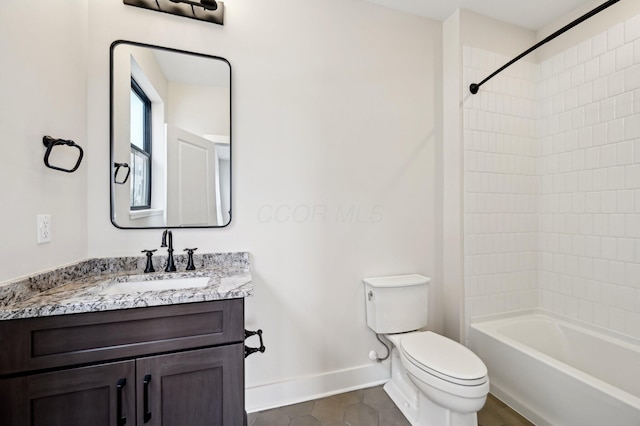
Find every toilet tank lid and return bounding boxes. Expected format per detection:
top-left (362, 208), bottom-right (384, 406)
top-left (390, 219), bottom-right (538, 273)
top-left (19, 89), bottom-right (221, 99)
top-left (363, 274), bottom-right (431, 288)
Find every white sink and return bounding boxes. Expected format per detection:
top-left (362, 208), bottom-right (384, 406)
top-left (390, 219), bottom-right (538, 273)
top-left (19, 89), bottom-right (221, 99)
top-left (98, 276), bottom-right (210, 295)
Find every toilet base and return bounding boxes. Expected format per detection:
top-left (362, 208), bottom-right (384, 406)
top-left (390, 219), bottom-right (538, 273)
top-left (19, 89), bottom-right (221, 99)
top-left (384, 347), bottom-right (483, 426)
top-left (384, 349), bottom-right (420, 425)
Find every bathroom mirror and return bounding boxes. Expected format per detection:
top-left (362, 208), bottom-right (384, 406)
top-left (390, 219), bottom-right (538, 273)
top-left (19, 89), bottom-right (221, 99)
top-left (110, 40), bottom-right (231, 228)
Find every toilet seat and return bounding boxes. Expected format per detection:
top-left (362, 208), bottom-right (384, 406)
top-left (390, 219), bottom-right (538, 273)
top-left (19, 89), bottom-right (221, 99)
top-left (400, 332), bottom-right (487, 387)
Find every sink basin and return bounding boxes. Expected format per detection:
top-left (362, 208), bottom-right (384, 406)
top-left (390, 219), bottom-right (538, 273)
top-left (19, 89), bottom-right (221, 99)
top-left (98, 276), bottom-right (210, 295)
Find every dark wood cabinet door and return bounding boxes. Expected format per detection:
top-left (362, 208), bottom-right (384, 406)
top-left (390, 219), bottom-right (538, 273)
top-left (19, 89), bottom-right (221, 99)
top-left (0, 360), bottom-right (135, 426)
top-left (136, 344), bottom-right (244, 426)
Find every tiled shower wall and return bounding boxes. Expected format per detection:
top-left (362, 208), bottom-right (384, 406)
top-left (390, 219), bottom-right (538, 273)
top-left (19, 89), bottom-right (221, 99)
top-left (463, 48), bottom-right (539, 320)
top-left (464, 13), bottom-right (640, 339)
top-left (537, 17), bottom-right (640, 336)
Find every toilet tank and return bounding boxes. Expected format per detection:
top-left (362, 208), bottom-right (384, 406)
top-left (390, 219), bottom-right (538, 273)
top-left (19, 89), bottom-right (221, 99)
top-left (363, 274), bottom-right (431, 334)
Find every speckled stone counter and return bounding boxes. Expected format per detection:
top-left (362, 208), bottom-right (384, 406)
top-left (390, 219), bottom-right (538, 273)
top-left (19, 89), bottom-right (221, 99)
top-left (0, 252), bottom-right (252, 320)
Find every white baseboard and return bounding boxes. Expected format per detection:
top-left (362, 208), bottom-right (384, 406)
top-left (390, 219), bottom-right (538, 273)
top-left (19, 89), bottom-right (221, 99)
top-left (245, 362), bottom-right (390, 413)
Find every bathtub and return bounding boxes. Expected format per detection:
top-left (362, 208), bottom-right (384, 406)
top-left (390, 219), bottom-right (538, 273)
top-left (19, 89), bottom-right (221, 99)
top-left (468, 310), bottom-right (640, 426)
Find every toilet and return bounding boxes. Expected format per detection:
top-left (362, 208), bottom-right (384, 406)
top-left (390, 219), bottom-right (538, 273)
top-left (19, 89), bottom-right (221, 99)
top-left (363, 274), bottom-right (489, 426)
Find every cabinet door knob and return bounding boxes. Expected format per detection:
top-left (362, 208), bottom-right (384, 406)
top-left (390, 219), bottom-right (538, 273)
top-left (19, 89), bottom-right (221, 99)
top-left (143, 374), bottom-right (152, 423)
top-left (116, 378), bottom-right (127, 426)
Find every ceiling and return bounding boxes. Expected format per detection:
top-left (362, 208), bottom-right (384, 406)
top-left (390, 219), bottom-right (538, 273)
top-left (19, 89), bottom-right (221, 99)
top-left (365, 0), bottom-right (596, 30)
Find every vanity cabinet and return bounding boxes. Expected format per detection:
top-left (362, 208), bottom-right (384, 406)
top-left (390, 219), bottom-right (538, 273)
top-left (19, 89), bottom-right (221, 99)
top-left (0, 299), bottom-right (245, 426)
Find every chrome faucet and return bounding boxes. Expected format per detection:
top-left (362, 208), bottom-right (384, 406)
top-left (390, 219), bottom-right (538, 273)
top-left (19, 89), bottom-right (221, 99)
top-left (161, 230), bottom-right (177, 272)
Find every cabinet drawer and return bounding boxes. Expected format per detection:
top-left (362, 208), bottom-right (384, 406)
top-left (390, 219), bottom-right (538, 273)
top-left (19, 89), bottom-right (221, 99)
top-left (0, 299), bottom-right (244, 376)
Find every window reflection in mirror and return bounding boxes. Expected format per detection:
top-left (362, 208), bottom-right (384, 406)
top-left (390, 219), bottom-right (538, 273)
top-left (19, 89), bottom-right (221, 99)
top-left (110, 41), bottom-right (231, 229)
top-left (130, 78), bottom-right (152, 210)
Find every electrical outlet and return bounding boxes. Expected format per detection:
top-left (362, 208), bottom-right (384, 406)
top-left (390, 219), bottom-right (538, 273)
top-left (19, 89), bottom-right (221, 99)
top-left (37, 215), bottom-right (51, 244)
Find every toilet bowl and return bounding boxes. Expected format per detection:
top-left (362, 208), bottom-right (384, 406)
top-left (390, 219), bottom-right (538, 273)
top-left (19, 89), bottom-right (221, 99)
top-left (387, 332), bottom-right (489, 425)
top-left (363, 274), bottom-right (489, 426)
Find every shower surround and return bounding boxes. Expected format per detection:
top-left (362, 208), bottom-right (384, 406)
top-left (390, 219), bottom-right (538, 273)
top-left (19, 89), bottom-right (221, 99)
top-left (463, 12), bottom-right (640, 340)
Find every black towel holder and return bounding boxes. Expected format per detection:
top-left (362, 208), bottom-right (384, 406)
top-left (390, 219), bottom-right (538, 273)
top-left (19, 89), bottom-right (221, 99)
top-left (114, 162), bottom-right (131, 184)
top-left (43, 136), bottom-right (84, 173)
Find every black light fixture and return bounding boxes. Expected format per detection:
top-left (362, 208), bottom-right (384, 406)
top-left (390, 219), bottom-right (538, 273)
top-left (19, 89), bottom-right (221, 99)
top-left (124, 0), bottom-right (224, 25)
top-left (169, 0), bottom-right (217, 11)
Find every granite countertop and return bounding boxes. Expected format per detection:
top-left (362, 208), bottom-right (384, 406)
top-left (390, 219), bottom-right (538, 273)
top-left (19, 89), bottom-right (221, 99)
top-left (0, 252), bottom-right (252, 321)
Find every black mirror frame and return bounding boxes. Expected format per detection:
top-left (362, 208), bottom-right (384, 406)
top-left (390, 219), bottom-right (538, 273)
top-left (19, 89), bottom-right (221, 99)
top-left (109, 40), bottom-right (232, 229)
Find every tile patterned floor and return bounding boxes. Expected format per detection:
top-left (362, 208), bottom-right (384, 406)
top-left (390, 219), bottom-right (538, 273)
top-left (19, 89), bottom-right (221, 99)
top-left (248, 386), bottom-right (534, 426)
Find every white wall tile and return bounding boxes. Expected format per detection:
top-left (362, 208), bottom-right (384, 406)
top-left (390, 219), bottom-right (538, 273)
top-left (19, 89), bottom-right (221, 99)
top-left (608, 71), bottom-right (626, 97)
top-left (593, 76), bottom-right (608, 101)
top-left (618, 238), bottom-right (636, 262)
top-left (593, 214), bottom-right (608, 236)
top-left (593, 168), bottom-right (609, 191)
top-left (593, 123), bottom-right (609, 146)
top-left (601, 98), bottom-right (616, 122)
top-left (624, 114), bottom-right (640, 140)
top-left (594, 303), bottom-right (609, 327)
top-left (610, 308), bottom-right (626, 333)
top-left (609, 23), bottom-right (625, 51)
top-left (616, 43), bottom-right (635, 71)
top-left (609, 260), bottom-right (626, 285)
top-left (616, 141), bottom-right (634, 165)
top-left (585, 147), bottom-right (600, 169)
top-left (602, 192), bottom-right (617, 213)
top-left (585, 57), bottom-right (600, 82)
top-left (617, 190), bottom-right (635, 212)
top-left (592, 31), bottom-right (608, 57)
top-left (609, 166), bottom-right (625, 189)
top-left (625, 14), bottom-right (640, 43)
top-left (601, 281), bottom-right (617, 305)
top-left (625, 164), bottom-right (640, 188)
top-left (586, 236), bottom-right (601, 257)
top-left (600, 50), bottom-right (616, 76)
top-left (609, 119), bottom-right (625, 143)
top-left (627, 263), bottom-right (640, 288)
top-left (626, 65), bottom-right (640, 91)
top-left (609, 214), bottom-right (626, 237)
top-left (626, 312), bottom-right (640, 338)
top-left (616, 93), bottom-right (634, 118)
top-left (578, 39), bottom-right (592, 63)
top-left (617, 285), bottom-right (636, 311)
top-left (585, 104), bottom-right (599, 127)
top-left (602, 237), bottom-right (617, 259)
top-left (565, 46), bottom-right (578, 68)
top-left (595, 272), bottom-right (610, 299)
top-left (601, 145), bottom-right (617, 167)
top-left (627, 214), bottom-right (640, 238)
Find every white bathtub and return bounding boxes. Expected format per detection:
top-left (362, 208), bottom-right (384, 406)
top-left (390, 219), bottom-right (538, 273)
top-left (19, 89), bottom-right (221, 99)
top-left (468, 310), bottom-right (640, 426)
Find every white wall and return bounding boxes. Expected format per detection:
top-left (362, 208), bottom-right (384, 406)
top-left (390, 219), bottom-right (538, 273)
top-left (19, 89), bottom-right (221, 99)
top-left (0, 0), bottom-right (88, 283)
top-left (169, 83), bottom-right (230, 137)
top-left (85, 0), bottom-right (441, 410)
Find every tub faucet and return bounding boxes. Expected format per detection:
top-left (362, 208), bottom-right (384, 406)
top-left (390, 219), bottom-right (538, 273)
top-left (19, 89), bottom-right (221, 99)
top-left (161, 230), bottom-right (177, 272)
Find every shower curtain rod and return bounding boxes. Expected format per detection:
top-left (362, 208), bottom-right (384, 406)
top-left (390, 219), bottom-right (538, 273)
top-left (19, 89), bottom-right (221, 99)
top-left (469, 0), bottom-right (621, 95)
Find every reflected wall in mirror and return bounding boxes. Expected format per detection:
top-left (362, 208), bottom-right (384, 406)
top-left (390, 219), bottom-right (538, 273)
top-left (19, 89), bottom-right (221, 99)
top-left (110, 40), bottom-right (231, 228)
